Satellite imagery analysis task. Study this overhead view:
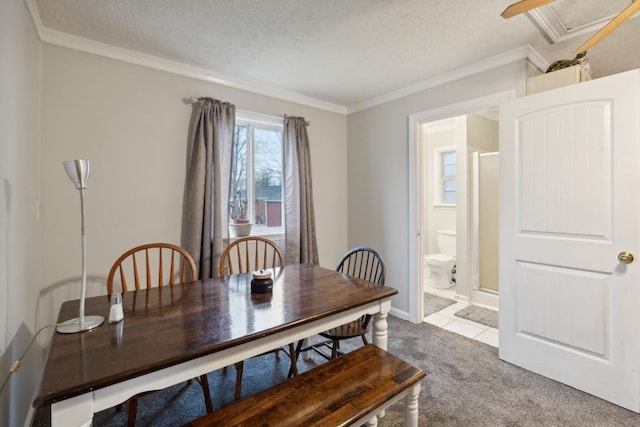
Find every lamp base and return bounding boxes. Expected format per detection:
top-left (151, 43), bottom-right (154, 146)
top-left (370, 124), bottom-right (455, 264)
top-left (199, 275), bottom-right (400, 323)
top-left (56, 315), bottom-right (105, 334)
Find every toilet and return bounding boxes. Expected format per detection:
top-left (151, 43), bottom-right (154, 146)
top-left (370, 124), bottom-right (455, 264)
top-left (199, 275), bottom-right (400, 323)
top-left (424, 230), bottom-right (456, 289)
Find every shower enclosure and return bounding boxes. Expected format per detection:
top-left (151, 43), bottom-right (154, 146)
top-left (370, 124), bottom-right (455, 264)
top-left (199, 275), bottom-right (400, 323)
top-left (471, 151), bottom-right (499, 308)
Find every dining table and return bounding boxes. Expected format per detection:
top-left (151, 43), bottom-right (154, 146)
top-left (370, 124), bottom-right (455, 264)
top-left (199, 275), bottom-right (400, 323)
top-left (34, 263), bottom-right (398, 427)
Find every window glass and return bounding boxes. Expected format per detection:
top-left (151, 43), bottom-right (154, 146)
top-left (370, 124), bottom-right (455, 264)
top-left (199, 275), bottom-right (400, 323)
top-left (443, 164), bottom-right (457, 177)
top-left (231, 125), bottom-right (248, 215)
top-left (230, 116), bottom-right (284, 235)
top-left (443, 179), bottom-right (456, 191)
top-left (437, 150), bottom-right (457, 205)
top-left (442, 152), bottom-right (456, 166)
top-left (443, 179), bottom-right (457, 203)
top-left (254, 128), bottom-right (283, 230)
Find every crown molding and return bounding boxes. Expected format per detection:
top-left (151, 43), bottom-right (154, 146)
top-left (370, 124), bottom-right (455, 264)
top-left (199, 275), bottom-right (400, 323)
top-left (26, 0), bottom-right (549, 117)
top-left (527, 5), bottom-right (640, 44)
top-left (525, 45), bottom-right (550, 73)
top-left (347, 45), bottom-right (548, 114)
top-left (25, 0), bottom-right (347, 115)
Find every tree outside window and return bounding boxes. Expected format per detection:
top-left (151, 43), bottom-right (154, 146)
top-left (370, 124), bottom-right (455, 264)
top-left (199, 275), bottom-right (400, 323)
top-left (230, 115), bottom-right (284, 234)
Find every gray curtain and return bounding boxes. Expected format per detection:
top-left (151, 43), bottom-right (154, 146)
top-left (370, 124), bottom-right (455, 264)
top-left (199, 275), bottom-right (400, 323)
top-left (183, 97), bottom-right (235, 278)
top-left (283, 116), bottom-right (319, 265)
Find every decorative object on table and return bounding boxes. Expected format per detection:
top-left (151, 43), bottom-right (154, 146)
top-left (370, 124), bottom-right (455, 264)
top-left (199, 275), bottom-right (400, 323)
top-left (251, 270), bottom-right (273, 293)
top-left (229, 192), bottom-right (252, 237)
top-left (108, 291), bottom-right (124, 323)
top-left (56, 159), bottom-right (105, 334)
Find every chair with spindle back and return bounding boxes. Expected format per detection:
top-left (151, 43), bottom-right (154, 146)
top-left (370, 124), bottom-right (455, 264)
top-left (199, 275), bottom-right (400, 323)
top-left (218, 236), bottom-right (285, 276)
top-left (219, 236), bottom-right (297, 400)
top-left (294, 246), bottom-right (386, 362)
top-left (106, 242), bottom-right (213, 426)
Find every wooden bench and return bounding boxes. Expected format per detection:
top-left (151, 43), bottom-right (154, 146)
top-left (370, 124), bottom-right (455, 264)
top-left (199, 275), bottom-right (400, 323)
top-left (184, 344), bottom-right (426, 427)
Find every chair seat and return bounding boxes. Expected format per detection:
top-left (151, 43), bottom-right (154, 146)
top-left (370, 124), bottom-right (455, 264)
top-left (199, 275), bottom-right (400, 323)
top-left (320, 319), bottom-right (370, 340)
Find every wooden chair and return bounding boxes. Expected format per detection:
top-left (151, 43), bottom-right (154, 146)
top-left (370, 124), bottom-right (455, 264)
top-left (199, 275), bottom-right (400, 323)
top-left (219, 236), bottom-right (297, 400)
top-left (107, 242), bottom-right (199, 293)
top-left (219, 236), bottom-right (285, 276)
top-left (295, 247), bottom-right (386, 361)
top-left (107, 242), bottom-right (213, 426)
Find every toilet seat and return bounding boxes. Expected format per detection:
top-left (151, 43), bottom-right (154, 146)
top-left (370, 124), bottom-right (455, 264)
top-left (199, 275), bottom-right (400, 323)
top-left (425, 254), bottom-right (454, 264)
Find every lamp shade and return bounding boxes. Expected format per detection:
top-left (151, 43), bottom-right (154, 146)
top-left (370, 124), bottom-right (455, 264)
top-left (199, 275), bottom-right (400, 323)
top-left (63, 159), bottom-right (90, 189)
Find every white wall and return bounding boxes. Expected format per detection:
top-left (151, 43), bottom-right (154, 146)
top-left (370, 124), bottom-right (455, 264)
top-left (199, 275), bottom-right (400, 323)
top-left (0, 6), bottom-right (532, 422)
top-left (38, 44), bottom-right (348, 323)
top-left (347, 61), bottom-right (527, 318)
top-left (0, 0), bottom-right (44, 426)
top-left (0, 37), bottom-right (347, 426)
top-left (467, 113), bottom-right (499, 152)
top-left (423, 123), bottom-right (459, 255)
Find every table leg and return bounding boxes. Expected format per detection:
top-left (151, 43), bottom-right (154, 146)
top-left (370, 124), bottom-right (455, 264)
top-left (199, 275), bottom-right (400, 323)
top-left (372, 306), bottom-right (389, 350)
top-left (51, 393), bottom-right (93, 427)
top-left (404, 382), bottom-right (422, 427)
top-left (365, 415), bottom-right (378, 426)
top-left (372, 300), bottom-right (390, 420)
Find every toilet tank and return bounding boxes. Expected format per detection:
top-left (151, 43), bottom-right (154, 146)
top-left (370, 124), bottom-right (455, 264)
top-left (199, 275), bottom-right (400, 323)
top-left (436, 230), bottom-right (456, 255)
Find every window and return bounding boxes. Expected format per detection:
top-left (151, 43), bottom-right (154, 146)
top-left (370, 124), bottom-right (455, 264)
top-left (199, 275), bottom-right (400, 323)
top-left (231, 113), bottom-right (284, 235)
top-left (434, 147), bottom-right (456, 205)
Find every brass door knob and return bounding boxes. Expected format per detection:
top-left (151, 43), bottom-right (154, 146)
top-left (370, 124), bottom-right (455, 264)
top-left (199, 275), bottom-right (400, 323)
top-left (618, 252), bottom-right (634, 264)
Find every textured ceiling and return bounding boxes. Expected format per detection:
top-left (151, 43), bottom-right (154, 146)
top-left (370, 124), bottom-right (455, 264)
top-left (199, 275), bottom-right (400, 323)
top-left (31, 0), bottom-right (640, 110)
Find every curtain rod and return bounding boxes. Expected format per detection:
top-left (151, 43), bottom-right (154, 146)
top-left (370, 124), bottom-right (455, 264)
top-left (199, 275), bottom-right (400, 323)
top-left (187, 97), bottom-right (310, 125)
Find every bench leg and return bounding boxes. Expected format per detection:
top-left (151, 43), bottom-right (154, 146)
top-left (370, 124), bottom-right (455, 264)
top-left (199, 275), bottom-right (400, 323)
top-left (404, 382), bottom-right (422, 427)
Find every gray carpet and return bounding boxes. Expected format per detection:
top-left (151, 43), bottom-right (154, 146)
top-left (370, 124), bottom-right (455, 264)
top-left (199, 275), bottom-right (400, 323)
top-left (31, 317), bottom-right (640, 426)
top-left (454, 305), bottom-right (499, 329)
top-left (424, 294), bottom-right (456, 316)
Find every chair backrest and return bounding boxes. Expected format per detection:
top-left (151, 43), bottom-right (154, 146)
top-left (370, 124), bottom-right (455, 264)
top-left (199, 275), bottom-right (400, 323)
top-left (336, 247), bottom-right (386, 331)
top-left (107, 243), bottom-right (198, 294)
top-left (336, 246), bottom-right (386, 286)
top-left (219, 237), bottom-right (284, 276)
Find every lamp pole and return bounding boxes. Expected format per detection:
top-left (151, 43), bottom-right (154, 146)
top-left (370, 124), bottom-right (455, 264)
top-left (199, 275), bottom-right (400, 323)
top-left (56, 160), bottom-right (104, 334)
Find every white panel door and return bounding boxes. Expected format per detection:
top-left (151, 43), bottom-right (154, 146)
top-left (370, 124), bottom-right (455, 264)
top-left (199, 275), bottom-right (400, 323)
top-left (499, 70), bottom-right (640, 412)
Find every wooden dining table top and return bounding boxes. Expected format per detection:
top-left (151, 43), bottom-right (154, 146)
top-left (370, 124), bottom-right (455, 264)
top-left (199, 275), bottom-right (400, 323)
top-left (34, 263), bottom-right (397, 408)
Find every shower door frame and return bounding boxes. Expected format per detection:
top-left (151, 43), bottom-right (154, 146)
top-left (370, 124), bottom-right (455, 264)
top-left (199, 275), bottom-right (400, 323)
top-left (471, 151), bottom-right (500, 309)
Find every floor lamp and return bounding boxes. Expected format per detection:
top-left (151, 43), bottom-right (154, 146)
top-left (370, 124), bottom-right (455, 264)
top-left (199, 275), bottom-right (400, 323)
top-left (56, 159), bottom-right (105, 334)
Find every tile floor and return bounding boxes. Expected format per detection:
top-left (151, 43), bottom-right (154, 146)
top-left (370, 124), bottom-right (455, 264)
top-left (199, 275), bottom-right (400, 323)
top-left (423, 284), bottom-right (499, 348)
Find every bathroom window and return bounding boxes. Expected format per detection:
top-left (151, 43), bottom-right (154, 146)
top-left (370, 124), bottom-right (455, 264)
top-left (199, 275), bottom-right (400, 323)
top-left (434, 147), bottom-right (456, 206)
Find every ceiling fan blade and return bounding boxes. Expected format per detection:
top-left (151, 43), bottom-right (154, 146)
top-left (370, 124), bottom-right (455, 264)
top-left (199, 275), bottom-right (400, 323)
top-left (575, 1), bottom-right (640, 53)
top-left (501, 0), bottom-right (556, 18)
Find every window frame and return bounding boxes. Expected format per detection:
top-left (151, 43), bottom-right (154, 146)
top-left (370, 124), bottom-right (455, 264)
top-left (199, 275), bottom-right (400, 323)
top-left (232, 112), bottom-right (285, 237)
top-left (433, 145), bottom-right (457, 207)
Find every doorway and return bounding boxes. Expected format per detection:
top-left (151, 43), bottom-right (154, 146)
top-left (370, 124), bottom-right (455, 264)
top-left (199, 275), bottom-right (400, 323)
top-left (407, 91), bottom-right (514, 325)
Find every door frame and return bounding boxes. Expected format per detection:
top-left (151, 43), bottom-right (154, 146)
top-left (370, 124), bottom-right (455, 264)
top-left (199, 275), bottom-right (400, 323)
top-left (407, 90), bottom-right (515, 324)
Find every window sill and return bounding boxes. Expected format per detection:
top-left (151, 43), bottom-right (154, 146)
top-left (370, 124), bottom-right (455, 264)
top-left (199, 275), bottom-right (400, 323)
top-left (433, 203), bottom-right (456, 208)
top-left (226, 229), bottom-right (285, 243)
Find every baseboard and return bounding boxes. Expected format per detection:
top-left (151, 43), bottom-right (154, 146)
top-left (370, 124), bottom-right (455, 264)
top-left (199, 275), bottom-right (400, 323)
top-left (390, 307), bottom-right (409, 321)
